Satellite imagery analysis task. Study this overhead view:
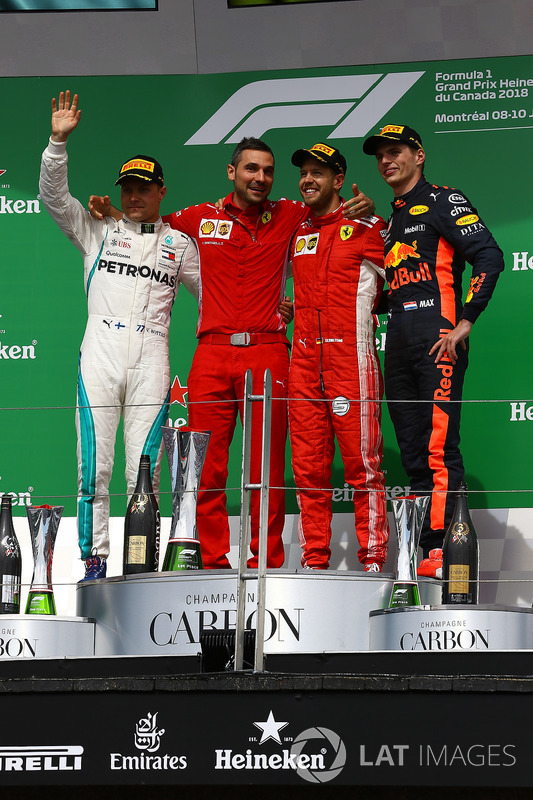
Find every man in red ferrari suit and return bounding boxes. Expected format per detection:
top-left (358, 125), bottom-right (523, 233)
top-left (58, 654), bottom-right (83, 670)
top-left (288, 143), bottom-right (389, 571)
top-left (166, 139), bottom-right (374, 569)
top-left (167, 138), bottom-right (303, 569)
top-left (90, 138), bottom-right (374, 569)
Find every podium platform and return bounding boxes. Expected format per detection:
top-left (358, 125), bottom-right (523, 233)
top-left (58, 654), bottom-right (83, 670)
top-left (75, 568), bottom-right (441, 656)
top-left (369, 604), bottom-right (533, 651)
top-left (0, 615), bottom-right (94, 660)
top-left (2, 572), bottom-right (533, 790)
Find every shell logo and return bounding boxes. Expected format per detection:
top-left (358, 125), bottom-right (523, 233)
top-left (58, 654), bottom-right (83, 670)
top-left (201, 221), bottom-right (215, 235)
top-left (295, 238), bottom-right (306, 253)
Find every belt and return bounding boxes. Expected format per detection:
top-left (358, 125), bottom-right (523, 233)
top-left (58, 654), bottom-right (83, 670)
top-left (198, 332), bottom-right (288, 347)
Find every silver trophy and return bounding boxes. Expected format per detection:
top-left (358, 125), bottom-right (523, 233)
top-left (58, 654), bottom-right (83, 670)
top-left (25, 505), bottom-right (64, 615)
top-left (161, 426), bottom-right (211, 571)
top-left (389, 495), bottom-right (430, 608)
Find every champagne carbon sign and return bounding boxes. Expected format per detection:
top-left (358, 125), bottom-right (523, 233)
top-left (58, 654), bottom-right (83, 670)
top-left (369, 606), bottom-right (533, 651)
top-left (0, 617), bottom-right (94, 659)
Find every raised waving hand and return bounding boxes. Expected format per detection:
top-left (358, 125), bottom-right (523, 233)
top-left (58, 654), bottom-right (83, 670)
top-left (51, 90), bottom-right (81, 143)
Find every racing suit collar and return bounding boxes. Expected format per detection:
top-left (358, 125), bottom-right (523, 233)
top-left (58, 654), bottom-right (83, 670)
top-left (391, 176), bottom-right (428, 210)
top-left (307, 200), bottom-right (345, 227)
top-left (224, 192), bottom-right (269, 218)
top-left (122, 215), bottom-right (164, 234)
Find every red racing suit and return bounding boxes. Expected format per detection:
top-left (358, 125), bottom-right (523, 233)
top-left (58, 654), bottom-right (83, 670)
top-left (288, 205), bottom-right (389, 569)
top-left (164, 195), bottom-right (307, 568)
top-left (383, 177), bottom-right (504, 554)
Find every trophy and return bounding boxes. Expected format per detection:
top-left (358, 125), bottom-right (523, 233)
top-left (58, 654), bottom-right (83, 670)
top-left (25, 504), bottom-right (64, 615)
top-left (389, 495), bottom-right (430, 608)
top-left (161, 426), bottom-right (210, 571)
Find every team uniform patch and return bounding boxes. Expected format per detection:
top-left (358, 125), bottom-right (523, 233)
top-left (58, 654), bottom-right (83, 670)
top-left (199, 218), bottom-right (233, 238)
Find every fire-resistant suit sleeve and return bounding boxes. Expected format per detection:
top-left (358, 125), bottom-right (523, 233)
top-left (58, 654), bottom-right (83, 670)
top-left (433, 189), bottom-right (504, 324)
top-left (39, 138), bottom-right (108, 256)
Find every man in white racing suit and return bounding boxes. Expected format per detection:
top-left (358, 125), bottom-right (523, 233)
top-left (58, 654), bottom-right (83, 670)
top-left (39, 91), bottom-right (199, 580)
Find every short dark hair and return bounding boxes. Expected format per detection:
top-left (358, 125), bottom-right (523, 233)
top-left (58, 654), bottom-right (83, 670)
top-left (230, 137), bottom-right (275, 168)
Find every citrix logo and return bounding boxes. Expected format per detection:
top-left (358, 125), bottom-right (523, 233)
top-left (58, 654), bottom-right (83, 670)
top-left (185, 72), bottom-right (424, 145)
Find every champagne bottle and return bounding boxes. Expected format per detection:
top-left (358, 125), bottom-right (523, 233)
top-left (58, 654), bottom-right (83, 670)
top-left (0, 495), bottom-right (22, 614)
top-left (123, 455), bottom-right (160, 575)
top-left (442, 482), bottom-right (479, 604)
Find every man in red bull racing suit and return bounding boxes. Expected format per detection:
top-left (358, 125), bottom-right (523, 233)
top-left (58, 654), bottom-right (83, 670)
top-left (363, 124), bottom-right (504, 577)
top-left (289, 143), bottom-right (389, 571)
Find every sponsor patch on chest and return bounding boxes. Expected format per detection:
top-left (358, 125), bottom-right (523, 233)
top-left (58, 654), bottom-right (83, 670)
top-left (293, 232), bottom-right (320, 256)
top-left (199, 218), bottom-right (233, 238)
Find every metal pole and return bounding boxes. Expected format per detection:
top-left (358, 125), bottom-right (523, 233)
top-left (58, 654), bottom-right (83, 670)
top-left (234, 369), bottom-right (272, 672)
top-left (254, 369), bottom-right (272, 672)
top-left (235, 369), bottom-right (253, 671)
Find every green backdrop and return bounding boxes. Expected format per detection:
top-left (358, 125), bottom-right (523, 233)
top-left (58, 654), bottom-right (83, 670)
top-left (1, 55), bottom-right (531, 521)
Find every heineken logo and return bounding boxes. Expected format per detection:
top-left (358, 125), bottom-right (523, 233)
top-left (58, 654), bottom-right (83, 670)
top-left (215, 710), bottom-right (346, 784)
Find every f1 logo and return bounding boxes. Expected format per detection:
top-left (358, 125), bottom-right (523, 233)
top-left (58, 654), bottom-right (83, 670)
top-left (185, 72), bottom-right (424, 145)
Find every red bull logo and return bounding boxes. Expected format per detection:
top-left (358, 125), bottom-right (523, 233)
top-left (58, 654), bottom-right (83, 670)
top-left (384, 240), bottom-right (421, 269)
top-left (466, 272), bottom-right (486, 303)
top-left (389, 262), bottom-right (432, 291)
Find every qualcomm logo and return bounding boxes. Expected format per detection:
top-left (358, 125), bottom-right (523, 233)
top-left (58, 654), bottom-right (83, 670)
top-left (215, 709), bottom-right (346, 783)
top-left (185, 72), bottom-right (424, 145)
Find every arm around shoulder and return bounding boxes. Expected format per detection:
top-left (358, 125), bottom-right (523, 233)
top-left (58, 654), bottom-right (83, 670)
top-left (178, 236), bottom-right (200, 301)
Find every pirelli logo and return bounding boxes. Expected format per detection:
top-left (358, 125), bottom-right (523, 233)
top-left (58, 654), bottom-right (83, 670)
top-left (311, 143), bottom-right (335, 156)
top-left (0, 745), bottom-right (84, 771)
top-left (121, 159), bottom-right (155, 174)
top-left (380, 124), bottom-right (404, 134)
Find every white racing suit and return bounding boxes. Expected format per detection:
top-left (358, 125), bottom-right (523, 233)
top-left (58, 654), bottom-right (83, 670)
top-left (39, 139), bottom-right (199, 559)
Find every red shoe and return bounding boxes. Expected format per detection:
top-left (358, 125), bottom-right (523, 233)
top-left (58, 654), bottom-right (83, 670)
top-left (417, 548), bottom-right (443, 579)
